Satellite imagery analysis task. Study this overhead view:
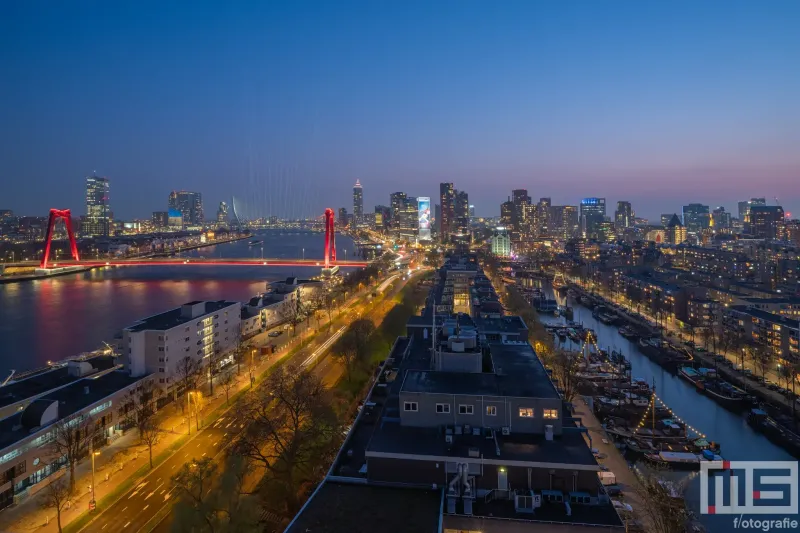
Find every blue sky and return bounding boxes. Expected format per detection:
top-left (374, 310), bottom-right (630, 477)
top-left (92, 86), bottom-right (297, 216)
top-left (1, 0), bottom-right (799, 221)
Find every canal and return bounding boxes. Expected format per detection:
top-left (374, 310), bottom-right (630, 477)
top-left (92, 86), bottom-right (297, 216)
top-left (537, 288), bottom-right (795, 532)
top-left (0, 230), bottom-right (356, 374)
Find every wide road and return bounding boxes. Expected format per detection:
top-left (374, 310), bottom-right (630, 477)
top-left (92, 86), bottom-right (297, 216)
top-left (81, 271), bottom-right (416, 533)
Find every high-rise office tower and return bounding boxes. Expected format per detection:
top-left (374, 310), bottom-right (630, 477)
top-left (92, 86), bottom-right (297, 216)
top-left (748, 206), bottom-right (785, 239)
top-left (614, 201), bottom-right (633, 229)
top-left (390, 192), bottom-right (406, 228)
top-left (84, 175), bottom-right (111, 236)
top-left (580, 198), bottom-right (606, 238)
top-left (338, 207), bottom-right (348, 227)
top-left (374, 205), bottom-right (391, 230)
top-left (216, 202), bottom-right (228, 224)
top-left (439, 183), bottom-right (455, 241)
top-left (168, 191), bottom-right (204, 226)
top-left (454, 190), bottom-right (469, 236)
top-left (738, 198), bottom-right (767, 223)
top-left (417, 198), bottom-right (431, 240)
top-left (534, 197), bottom-right (551, 236)
top-left (511, 189), bottom-right (531, 237)
top-left (469, 205), bottom-right (475, 219)
top-left (711, 206), bottom-right (731, 230)
top-left (396, 196), bottom-right (418, 240)
top-left (500, 200), bottom-right (514, 230)
top-left (682, 203), bottom-right (710, 233)
top-left (661, 214), bottom-right (677, 227)
top-left (352, 180), bottom-right (363, 225)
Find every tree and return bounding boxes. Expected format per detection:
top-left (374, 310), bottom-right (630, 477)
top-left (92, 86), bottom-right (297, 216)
top-left (51, 415), bottom-right (97, 493)
top-left (634, 470), bottom-right (690, 533)
top-left (219, 369), bottom-right (237, 402)
top-left (40, 477), bottom-right (71, 533)
top-left (206, 350), bottom-right (225, 396)
top-left (234, 365), bottom-right (340, 516)
top-left (175, 356), bottom-right (202, 412)
top-left (752, 344), bottom-right (773, 381)
top-left (121, 378), bottom-right (160, 440)
top-left (551, 349), bottom-right (581, 404)
top-left (233, 339), bottom-right (253, 376)
top-left (171, 457), bottom-right (221, 533)
top-left (139, 418), bottom-right (162, 468)
top-left (334, 318), bottom-right (375, 382)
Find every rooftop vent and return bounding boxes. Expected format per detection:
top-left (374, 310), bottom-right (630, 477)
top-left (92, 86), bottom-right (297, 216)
top-left (545, 424), bottom-right (554, 441)
top-left (468, 447), bottom-right (480, 458)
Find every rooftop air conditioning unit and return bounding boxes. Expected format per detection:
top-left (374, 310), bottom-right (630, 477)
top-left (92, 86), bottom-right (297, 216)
top-left (445, 434), bottom-right (453, 444)
top-left (501, 427), bottom-right (510, 436)
top-left (472, 427), bottom-right (481, 436)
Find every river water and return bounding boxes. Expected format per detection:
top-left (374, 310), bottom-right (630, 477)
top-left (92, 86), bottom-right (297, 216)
top-left (538, 288), bottom-right (795, 532)
top-left (0, 230), bottom-right (355, 374)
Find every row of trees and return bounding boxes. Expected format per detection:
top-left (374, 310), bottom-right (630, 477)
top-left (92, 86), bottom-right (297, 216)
top-left (168, 365), bottom-right (342, 532)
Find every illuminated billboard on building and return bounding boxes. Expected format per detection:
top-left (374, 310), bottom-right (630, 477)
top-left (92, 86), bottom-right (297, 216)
top-left (418, 197), bottom-right (431, 240)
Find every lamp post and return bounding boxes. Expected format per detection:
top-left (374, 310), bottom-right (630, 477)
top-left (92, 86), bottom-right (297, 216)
top-left (90, 449), bottom-right (100, 510)
top-left (302, 248), bottom-right (305, 261)
top-left (186, 391), bottom-right (193, 434)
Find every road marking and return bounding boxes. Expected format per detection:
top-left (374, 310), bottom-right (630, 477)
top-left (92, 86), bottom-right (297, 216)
top-left (143, 504), bottom-right (149, 512)
top-left (172, 464), bottom-right (177, 469)
top-left (121, 506), bottom-right (128, 512)
top-left (123, 521), bottom-right (131, 528)
top-left (160, 489), bottom-right (167, 495)
top-left (184, 453), bottom-right (189, 458)
top-left (102, 524), bottom-right (108, 530)
top-left (201, 452), bottom-right (206, 457)
top-left (212, 441), bottom-right (218, 447)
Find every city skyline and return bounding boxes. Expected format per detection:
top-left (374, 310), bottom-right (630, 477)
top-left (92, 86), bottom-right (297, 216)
top-left (2, 1), bottom-right (799, 220)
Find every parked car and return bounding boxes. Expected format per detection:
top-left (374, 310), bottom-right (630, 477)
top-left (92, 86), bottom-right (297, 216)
top-left (268, 330), bottom-right (283, 338)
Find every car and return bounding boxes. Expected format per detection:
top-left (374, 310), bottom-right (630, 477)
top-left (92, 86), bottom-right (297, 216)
top-left (767, 382), bottom-right (780, 391)
top-left (268, 331), bottom-right (283, 338)
top-left (713, 354), bottom-right (727, 362)
top-left (605, 484), bottom-right (623, 496)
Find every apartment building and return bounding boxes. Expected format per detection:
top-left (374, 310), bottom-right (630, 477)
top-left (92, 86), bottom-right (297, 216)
top-left (724, 306), bottom-right (800, 361)
top-left (123, 301), bottom-right (241, 390)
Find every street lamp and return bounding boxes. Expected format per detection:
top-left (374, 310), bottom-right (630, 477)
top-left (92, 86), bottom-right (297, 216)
top-left (90, 449), bottom-right (101, 509)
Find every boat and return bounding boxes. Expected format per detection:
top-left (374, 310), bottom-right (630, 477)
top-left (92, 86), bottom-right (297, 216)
top-left (618, 326), bottom-right (639, 340)
top-left (679, 367), bottom-right (705, 390)
top-left (643, 450), bottom-right (722, 471)
top-left (248, 239), bottom-right (263, 246)
top-left (747, 409), bottom-right (800, 458)
top-left (702, 379), bottom-right (749, 410)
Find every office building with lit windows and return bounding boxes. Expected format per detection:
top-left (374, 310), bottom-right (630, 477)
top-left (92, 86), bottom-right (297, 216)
top-left (83, 175), bottom-right (111, 236)
top-left (439, 183), bottom-right (455, 241)
top-left (579, 198), bottom-right (606, 238)
top-left (353, 180), bottom-right (363, 225)
top-left (168, 191), bottom-right (204, 226)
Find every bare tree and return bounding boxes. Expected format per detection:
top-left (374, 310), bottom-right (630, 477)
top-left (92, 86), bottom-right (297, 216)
top-left (334, 318), bottom-right (375, 382)
top-left (634, 470), bottom-right (690, 533)
top-left (171, 457), bottom-right (221, 533)
top-left (234, 365), bottom-right (340, 516)
top-left (121, 378), bottom-right (160, 440)
top-left (219, 369), bottom-right (237, 402)
top-left (139, 419), bottom-right (161, 468)
top-left (175, 356), bottom-right (202, 412)
top-left (51, 415), bottom-right (97, 493)
top-left (551, 349), bottom-right (581, 404)
top-left (40, 477), bottom-right (71, 533)
top-left (753, 344), bottom-right (773, 381)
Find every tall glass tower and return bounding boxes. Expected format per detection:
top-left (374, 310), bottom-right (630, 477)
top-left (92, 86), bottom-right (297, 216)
top-left (84, 175), bottom-right (111, 236)
top-left (352, 179), bottom-right (363, 225)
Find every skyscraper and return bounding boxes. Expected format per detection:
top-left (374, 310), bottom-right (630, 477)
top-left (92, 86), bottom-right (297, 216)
top-left (748, 206), bottom-right (785, 239)
top-left (711, 206), bottom-right (731, 230)
top-left (454, 190), bottom-right (470, 236)
top-left (738, 198), bottom-right (767, 223)
top-left (550, 205), bottom-right (578, 240)
top-left (390, 192), bottom-right (406, 228)
top-left (338, 207), bottom-right (348, 227)
top-left (500, 200), bottom-right (514, 230)
top-left (216, 201), bottom-right (228, 224)
top-left (614, 201), bottom-right (633, 229)
top-left (439, 182), bottom-right (455, 241)
top-left (682, 203), bottom-right (710, 233)
top-left (352, 180), bottom-right (363, 225)
top-left (511, 189), bottom-right (530, 237)
top-left (168, 191), bottom-right (204, 226)
top-left (84, 175), bottom-right (111, 236)
top-left (580, 198), bottom-right (606, 238)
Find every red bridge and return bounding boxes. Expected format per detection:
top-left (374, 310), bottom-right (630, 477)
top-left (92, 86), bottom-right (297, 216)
top-left (37, 208), bottom-right (367, 269)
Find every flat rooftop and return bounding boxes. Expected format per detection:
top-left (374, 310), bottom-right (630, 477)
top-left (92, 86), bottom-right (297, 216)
top-left (286, 482), bottom-right (441, 533)
top-left (475, 316), bottom-right (528, 334)
top-left (729, 305), bottom-right (800, 328)
top-left (0, 355), bottom-right (117, 409)
top-left (126, 300), bottom-right (239, 332)
top-left (0, 370), bottom-right (142, 451)
top-left (368, 421), bottom-right (597, 467)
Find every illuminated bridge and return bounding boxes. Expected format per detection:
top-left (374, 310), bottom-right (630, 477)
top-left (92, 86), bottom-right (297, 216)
top-left (28, 207), bottom-right (367, 269)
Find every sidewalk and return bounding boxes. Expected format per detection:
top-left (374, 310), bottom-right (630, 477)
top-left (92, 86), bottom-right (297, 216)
top-left (0, 284), bottom-right (374, 533)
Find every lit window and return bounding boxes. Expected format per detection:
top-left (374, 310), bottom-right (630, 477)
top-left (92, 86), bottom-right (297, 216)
top-left (519, 408), bottom-right (534, 418)
top-left (459, 405), bottom-right (474, 415)
top-left (436, 403), bottom-right (450, 414)
top-left (486, 405), bottom-right (497, 416)
top-left (404, 402), bottom-right (418, 412)
top-left (543, 409), bottom-right (558, 419)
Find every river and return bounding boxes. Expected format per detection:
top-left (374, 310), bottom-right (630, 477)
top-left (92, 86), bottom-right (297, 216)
top-left (537, 287), bottom-right (795, 532)
top-left (0, 230), bottom-right (356, 374)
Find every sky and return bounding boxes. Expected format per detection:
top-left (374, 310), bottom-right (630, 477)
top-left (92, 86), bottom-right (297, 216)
top-left (1, 0), bottom-right (799, 222)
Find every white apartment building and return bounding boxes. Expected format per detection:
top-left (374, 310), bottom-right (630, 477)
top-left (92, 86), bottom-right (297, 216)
top-left (123, 301), bottom-right (241, 390)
